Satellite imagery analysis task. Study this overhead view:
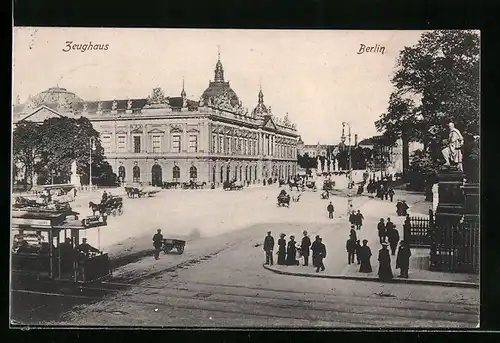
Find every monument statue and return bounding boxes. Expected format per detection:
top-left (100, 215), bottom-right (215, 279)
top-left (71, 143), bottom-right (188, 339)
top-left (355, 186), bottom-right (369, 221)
top-left (97, 102), bottom-right (102, 112)
top-left (70, 160), bottom-right (81, 188)
top-left (182, 97), bottom-right (188, 108)
top-left (112, 100), bottom-right (118, 111)
top-left (71, 160), bottom-right (77, 175)
top-left (82, 102), bottom-right (88, 112)
top-left (441, 122), bottom-right (464, 171)
top-left (127, 99), bottom-right (133, 110)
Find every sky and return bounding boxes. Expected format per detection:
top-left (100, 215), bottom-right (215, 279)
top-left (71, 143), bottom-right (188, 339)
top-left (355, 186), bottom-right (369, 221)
top-left (12, 28), bottom-right (427, 144)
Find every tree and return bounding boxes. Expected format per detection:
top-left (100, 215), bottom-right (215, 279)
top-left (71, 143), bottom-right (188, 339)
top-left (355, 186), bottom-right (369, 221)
top-left (406, 149), bottom-right (440, 200)
top-left (376, 30), bottom-right (479, 179)
top-left (12, 121), bottom-right (43, 185)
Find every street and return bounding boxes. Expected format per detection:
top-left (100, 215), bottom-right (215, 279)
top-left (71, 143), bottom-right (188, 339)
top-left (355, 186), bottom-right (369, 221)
top-left (11, 186), bottom-right (479, 327)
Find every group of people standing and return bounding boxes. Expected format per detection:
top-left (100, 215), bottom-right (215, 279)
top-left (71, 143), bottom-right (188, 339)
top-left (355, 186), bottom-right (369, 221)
top-left (263, 231), bottom-right (327, 273)
top-left (367, 177), bottom-right (395, 202)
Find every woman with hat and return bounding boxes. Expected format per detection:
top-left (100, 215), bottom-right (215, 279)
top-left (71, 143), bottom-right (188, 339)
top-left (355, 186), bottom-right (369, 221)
top-left (286, 235), bottom-right (299, 266)
top-left (396, 240), bottom-right (412, 278)
top-left (277, 233), bottom-right (287, 265)
top-left (377, 242), bottom-right (393, 281)
top-left (358, 239), bottom-right (372, 273)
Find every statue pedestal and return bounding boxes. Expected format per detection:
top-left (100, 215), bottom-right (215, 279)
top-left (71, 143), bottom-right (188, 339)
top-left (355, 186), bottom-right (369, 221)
top-left (435, 167), bottom-right (465, 226)
top-left (71, 174), bottom-right (81, 188)
top-left (462, 183), bottom-right (479, 224)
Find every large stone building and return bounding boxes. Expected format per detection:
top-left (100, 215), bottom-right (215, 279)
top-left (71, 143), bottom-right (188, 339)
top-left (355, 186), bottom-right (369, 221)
top-left (13, 54), bottom-right (300, 186)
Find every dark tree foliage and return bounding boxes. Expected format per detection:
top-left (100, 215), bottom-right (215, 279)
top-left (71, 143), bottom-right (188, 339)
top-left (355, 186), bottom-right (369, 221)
top-left (13, 117), bottom-right (118, 186)
top-left (375, 30), bottom-right (479, 184)
top-left (297, 153), bottom-right (317, 169)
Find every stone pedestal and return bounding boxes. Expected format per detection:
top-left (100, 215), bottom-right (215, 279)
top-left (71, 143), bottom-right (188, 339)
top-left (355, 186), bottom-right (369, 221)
top-left (126, 110), bottom-right (133, 114)
top-left (71, 174), bottom-right (81, 188)
top-left (435, 167), bottom-right (465, 226)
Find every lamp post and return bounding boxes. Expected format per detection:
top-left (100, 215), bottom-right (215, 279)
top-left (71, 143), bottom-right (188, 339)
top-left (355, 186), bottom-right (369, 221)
top-left (342, 122), bottom-right (353, 215)
top-left (89, 137), bottom-right (96, 191)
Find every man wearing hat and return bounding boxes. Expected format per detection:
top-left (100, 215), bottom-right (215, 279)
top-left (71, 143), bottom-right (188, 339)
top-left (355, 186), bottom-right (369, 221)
top-left (286, 235), bottom-right (299, 265)
top-left (358, 239), bottom-right (372, 273)
top-left (311, 235), bottom-right (321, 267)
top-left (396, 240), bottom-right (412, 278)
top-left (301, 230), bottom-right (311, 266)
top-left (277, 233), bottom-right (287, 265)
top-left (78, 237), bottom-right (100, 256)
top-left (314, 238), bottom-right (326, 272)
top-left (377, 242), bottom-right (393, 281)
top-left (377, 218), bottom-right (386, 244)
top-left (263, 231), bottom-right (275, 265)
top-left (152, 229), bottom-right (163, 260)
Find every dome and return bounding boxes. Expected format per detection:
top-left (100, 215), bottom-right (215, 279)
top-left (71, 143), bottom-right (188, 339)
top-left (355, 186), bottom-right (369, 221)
top-left (27, 87), bottom-right (83, 111)
top-left (200, 53), bottom-right (240, 107)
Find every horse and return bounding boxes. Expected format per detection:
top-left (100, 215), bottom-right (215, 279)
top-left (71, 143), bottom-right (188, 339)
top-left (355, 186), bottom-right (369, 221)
top-left (125, 187), bottom-right (141, 198)
top-left (292, 193), bottom-right (302, 202)
top-left (288, 180), bottom-right (301, 191)
top-left (88, 201), bottom-right (104, 216)
top-left (194, 181), bottom-right (207, 189)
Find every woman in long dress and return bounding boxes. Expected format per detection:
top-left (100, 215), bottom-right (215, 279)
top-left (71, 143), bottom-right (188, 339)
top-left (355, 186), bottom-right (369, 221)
top-left (378, 243), bottom-right (393, 281)
top-left (277, 234), bottom-right (287, 265)
top-left (358, 239), bottom-right (372, 273)
top-left (285, 235), bottom-right (298, 266)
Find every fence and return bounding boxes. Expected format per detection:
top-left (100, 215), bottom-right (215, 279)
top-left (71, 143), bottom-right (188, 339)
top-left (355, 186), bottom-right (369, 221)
top-left (403, 209), bottom-right (433, 248)
top-left (430, 221), bottom-right (480, 274)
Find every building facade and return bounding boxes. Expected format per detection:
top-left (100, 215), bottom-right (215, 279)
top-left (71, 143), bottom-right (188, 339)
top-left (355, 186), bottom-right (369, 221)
top-left (13, 54), bottom-right (300, 186)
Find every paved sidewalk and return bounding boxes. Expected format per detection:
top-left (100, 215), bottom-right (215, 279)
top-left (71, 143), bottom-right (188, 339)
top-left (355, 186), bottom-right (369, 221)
top-left (263, 196), bottom-right (479, 288)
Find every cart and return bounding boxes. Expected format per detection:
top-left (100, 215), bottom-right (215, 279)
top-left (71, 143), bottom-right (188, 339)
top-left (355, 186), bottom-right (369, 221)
top-left (162, 238), bottom-right (186, 254)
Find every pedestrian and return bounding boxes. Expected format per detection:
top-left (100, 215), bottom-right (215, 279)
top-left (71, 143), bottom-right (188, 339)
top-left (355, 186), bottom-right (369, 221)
top-left (396, 240), bottom-right (412, 278)
top-left (152, 229), bottom-right (163, 260)
top-left (286, 235), bottom-right (299, 266)
top-left (377, 218), bottom-right (386, 244)
top-left (327, 201), bottom-right (334, 219)
top-left (73, 187), bottom-right (77, 198)
top-left (346, 236), bottom-right (356, 264)
top-left (388, 188), bottom-right (395, 202)
top-left (301, 230), bottom-right (311, 266)
top-left (349, 225), bottom-right (357, 242)
top-left (263, 231), bottom-right (275, 265)
top-left (355, 210), bottom-right (364, 230)
top-left (378, 242), bottom-right (393, 281)
top-left (385, 217), bottom-right (395, 243)
top-left (358, 239), bottom-right (372, 273)
top-left (314, 238), bottom-right (326, 272)
top-left (387, 225), bottom-right (400, 256)
top-left (311, 235), bottom-right (320, 267)
top-left (349, 210), bottom-right (356, 225)
top-left (102, 190), bottom-right (108, 203)
top-left (354, 240), bottom-right (361, 265)
top-left (277, 233), bottom-right (286, 265)
top-left (401, 201), bottom-right (409, 216)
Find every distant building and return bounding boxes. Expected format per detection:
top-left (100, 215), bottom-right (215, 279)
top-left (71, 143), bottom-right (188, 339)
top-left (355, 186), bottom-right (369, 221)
top-left (13, 53), bottom-right (300, 186)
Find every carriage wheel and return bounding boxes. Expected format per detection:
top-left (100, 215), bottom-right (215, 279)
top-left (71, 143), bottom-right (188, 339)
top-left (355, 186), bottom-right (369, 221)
top-left (118, 207), bottom-right (124, 215)
top-left (177, 246), bottom-right (184, 254)
top-left (112, 209), bottom-right (117, 216)
top-left (164, 246), bottom-right (173, 254)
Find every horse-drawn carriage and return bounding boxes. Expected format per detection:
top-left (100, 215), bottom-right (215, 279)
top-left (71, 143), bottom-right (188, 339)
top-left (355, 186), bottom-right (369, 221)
top-left (89, 195), bottom-right (124, 217)
top-left (322, 180), bottom-right (335, 191)
top-left (181, 180), bottom-right (207, 189)
top-left (223, 180), bottom-right (244, 191)
top-left (277, 191), bottom-right (291, 208)
top-left (320, 191), bottom-right (330, 200)
top-left (304, 180), bottom-right (317, 192)
top-left (125, 184), bottom-right (161, 198)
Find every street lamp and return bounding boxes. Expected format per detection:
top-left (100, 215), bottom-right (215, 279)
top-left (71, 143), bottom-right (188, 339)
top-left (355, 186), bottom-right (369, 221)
top-left (89, 137), bottom-right (96, 191)
top-left (342, 122), bottom-right (353, 215)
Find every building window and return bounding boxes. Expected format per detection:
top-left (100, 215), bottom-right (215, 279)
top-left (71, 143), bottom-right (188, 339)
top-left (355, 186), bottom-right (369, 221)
top-left (212, 134), bottom-right (217, 153)
top-left (152, 135), bottom-right (161, 153)
top-left (133, 165), bottom-right (140, 183)
top-left (189, 134), bottom-right (198, 153)
top-left (219, 136), bottom-right (223, 154)
top-left (190, 166), bottom-right (197, 179)
top-left (172, 166), bottom-right (180, 180)
top-left (118, 166), bottom-right (126, 181)
top-left (102, 135), bottom-right (112, 153)
top-left (133, 136), bottom-right (141, 153)
top-left (171, 135), bottom-right (181, 153)
top-left (225, 137), bottom-right (230, 154)
top-left (117, 135), bottom-right (126, 152)
top-left (252, 140), bottom-right (256, 155)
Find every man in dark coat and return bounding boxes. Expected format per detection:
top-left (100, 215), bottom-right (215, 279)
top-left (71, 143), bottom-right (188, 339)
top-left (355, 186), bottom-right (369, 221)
top-left (378, 242), bottom-right (393, 281)
top-left (377, 218), bottom-right (386, 243)
top-left (354, 240), bottom-right (361, 265)
top-left (327, 202), bottom-right (334, 219)
top-left (355, 210), bottom-right (364, 230)
top-left (301, 230), bottom-right (311, 266)
top-left (263, 231), bottom-right (275, 265)
top-left (277, 233), bottom-right (287, 265)
top-left (311, 235), bottom-right (320, 267)
top-left (349, 211), bottom-right (356, 225)
top-left (387, 225), bottom-right (400, 256)
top-left (286, 235), bottom-right (299, 266)
top-left (349, 225), bottom-right (357, 242)
top-left (388, 188), bottom-right (395, 202)
top-left (385, 217), bottom-right (395, 243)
top-left (396, 240), bottom-right (412, 278)
top-left (102, 190), bottom-right (108, 203)
top-left (358, 239), bottom-right (372, 273)
top-left (346, 236), bottom-right (356, 264)
top-left (152, 229), bottom-right (163, 260)
top-left (314, 238), bottom-right (326, 272)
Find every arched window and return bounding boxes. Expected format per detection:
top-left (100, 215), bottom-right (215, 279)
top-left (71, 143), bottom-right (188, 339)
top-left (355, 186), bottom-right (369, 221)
top-left (172, 166), bottom-right (180, 180)
top-left (220, 166), bottom-right (224, 183)
top-left (133, 166), bottom-right (140, 183)
top-left (190, 166), bottom-right (197, 180)
top-left (118, 166), bottom-right (126, 180)
top-left (239, 166), bottom-right (242, 181)
top-left (212, 166), bottom-right (216, 183)
top-left (151, 164), bottom-right (162, 187)
top-left (254, 166), bottom-right (257, 180)
top-left (245, 166), bottom-right (248, 181)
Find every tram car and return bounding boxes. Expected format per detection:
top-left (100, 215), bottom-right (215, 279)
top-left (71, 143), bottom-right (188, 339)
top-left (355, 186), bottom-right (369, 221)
top-left (11, 208), bottom-right (111, 286)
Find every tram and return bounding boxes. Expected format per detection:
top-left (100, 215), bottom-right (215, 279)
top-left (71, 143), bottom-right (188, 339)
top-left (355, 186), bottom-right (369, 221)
top-left (11, 208), bottom-right (112, 285)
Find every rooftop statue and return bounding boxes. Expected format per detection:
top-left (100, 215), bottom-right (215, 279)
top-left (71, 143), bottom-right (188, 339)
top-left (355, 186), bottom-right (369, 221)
top-left (127, 99), bottom-right (133, 110)
top-left (147, 87), bottom-right (168, 105)
top-left (97, 102), bottom-right (102, 112)
top-left (112, 100), bottom-right (118, 111)
top-left (442, 122), bottom-right (464, 171)
top-left (82, 102), bottom-right (88, 112)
